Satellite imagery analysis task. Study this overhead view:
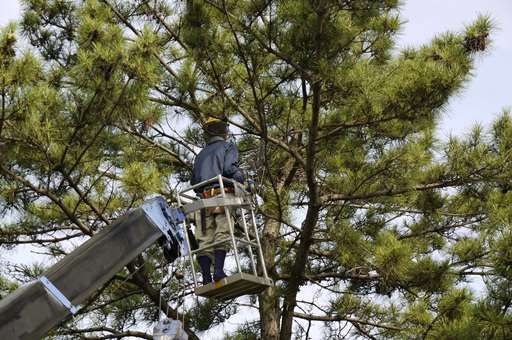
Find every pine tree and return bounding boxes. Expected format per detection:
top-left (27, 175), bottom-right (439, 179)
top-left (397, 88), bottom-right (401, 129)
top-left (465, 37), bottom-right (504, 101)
top-left (2, 1), bottom-right (511, 339)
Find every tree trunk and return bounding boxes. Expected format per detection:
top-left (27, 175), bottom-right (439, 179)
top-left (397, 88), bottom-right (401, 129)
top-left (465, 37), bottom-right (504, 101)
top-left (279, 79), bottom-right (322, 340)
top-left (258, 217), bottom-right (281, 339)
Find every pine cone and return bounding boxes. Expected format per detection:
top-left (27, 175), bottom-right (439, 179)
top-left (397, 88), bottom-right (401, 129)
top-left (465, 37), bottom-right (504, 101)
top-left (463, 33), bottom-right (488, 53)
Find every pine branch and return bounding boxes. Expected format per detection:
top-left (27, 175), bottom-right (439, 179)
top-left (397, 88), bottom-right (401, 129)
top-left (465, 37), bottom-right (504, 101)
top-left (0, 165), bottom-right (92, 236)
top-left (0, 233), bottom-right (82, 245)
top-left (116, 124), bottom-right (190, 169)
top-left (100, 0), bottom-right (179, 80)
top-left (126, 260), bottom-right (199, 340)
top-left (151, 124), bottom-right (196, 155)
top-left (58, 86), bottom-right (102, 171)
top-left (222, 3), bottom-right (266, 130)
top-left (57, 326), bottom-right (152, 340)
top-left (142, 2), bottom-right (189, 52)
top-left (149, 92), bottom-right (202, 121)
top-left (203, 0), bottom-right (309, 77)
top-left (277, 270), bottom-right (379, 282)
top-left (346, 203), bottom-right (481, 217)
top-left (399, 217), bottom-right (486, 240)
top-left (353, 321), bottom-right (379, 340)
top-left (257, 209), bottom-right (301, 233)
top-left (321, 179), bottom-right (469, 203)
top-left (0, 226), bottom-right (78, 237)
top-left (293, 312), bottom-right (402, 331)
top-left (61, 171), bottom-right (110, 226)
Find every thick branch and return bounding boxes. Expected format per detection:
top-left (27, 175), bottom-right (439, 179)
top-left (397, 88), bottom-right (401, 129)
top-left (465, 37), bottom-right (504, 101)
top-left (58, 326), bottom-right (152, 340)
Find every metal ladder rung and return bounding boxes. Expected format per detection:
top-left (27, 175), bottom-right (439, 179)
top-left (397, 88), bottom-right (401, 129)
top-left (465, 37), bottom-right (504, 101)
top-left (194, 272), bottom-right (273, 300)
top-left (181, 196), bottom-right (249, 215)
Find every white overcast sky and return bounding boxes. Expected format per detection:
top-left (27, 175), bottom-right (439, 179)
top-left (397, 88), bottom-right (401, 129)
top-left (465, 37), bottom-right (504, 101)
top-left (1, 0), bottom-right (510, 139)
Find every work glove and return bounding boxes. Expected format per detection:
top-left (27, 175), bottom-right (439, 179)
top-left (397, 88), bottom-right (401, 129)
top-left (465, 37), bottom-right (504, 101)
top-left (246, 179), bottom-right (255, 193)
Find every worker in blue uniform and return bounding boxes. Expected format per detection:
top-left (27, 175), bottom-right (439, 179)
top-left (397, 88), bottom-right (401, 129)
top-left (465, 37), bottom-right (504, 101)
top-left (191, 117), bottom-right (244, 284)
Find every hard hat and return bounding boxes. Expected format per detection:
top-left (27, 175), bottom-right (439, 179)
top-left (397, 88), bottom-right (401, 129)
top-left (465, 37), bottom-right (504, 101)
top-left (203, 116), bottom-right (228, 137)
top-left (205, 117), bottom-right (223, 125)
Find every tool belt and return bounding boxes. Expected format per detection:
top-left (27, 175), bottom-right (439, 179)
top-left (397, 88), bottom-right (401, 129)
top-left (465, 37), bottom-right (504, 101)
top-left (199, 187), bottom-right (233, 233)
top-left (201, 186), bottom-right (234, 199)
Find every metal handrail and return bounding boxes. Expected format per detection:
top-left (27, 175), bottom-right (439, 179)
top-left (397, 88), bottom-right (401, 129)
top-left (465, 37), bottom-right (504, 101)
top-left (178, 175), bottom-right (239, 196)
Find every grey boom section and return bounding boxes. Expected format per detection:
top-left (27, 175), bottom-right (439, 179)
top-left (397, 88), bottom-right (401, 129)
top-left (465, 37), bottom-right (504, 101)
top-left (0, 197), bottom-right (171, 340)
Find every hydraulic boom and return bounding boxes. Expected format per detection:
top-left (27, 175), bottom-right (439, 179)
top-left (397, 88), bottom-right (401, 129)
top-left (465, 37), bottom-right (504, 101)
top-left (0, 197), bottom-right (179, 340)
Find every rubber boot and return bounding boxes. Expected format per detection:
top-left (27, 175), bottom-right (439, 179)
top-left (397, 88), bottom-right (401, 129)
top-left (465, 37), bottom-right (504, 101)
top-left (197, 256), bottom-right (212, 285)
top-left (213, 249), bottom-right (227, 281)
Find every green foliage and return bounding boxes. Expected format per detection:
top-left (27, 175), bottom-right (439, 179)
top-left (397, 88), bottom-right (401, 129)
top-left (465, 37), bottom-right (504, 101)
top-left (375, 231), bottom-right (412, 284)
top-left (187, 298), bottom-right (237, 331)
top-left (223, 321), bottom-right (261, 340)
top-left (122, 161), bottom-right (163, 194)
top-left (0, 275), bottom-right (19, 299)
top-left (452, 237), bottom-right (485, 263)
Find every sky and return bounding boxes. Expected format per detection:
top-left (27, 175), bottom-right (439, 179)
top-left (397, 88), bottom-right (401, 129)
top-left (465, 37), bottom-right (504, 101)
top-left (1, 1), bottom-right (511, 339)
top-left (1, 1), bottom-right (510, 138)
top-left (397, 0), bottom-right (512, 139)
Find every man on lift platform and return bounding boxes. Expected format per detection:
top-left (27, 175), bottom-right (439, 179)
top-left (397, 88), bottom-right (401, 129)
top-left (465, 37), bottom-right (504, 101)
top-left (190, 117), bottom-right (244, 285)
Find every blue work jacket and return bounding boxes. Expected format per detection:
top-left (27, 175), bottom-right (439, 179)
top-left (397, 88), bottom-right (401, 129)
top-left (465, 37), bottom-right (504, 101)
top-left (191, 136), bottom-right (244, 191)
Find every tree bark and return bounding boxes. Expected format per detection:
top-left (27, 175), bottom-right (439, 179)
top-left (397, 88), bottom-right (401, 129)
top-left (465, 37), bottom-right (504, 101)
top-left (259, 218), bottom-right (281, 340)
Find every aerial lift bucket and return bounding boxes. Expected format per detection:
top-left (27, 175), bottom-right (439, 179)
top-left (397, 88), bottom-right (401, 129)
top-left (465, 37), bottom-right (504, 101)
top-left (177, 175), bottom-right (273, 300)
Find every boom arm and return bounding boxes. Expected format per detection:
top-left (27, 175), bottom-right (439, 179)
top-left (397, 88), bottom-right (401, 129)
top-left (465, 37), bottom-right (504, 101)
top-left (0, 197), bottom-right (178, 340)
